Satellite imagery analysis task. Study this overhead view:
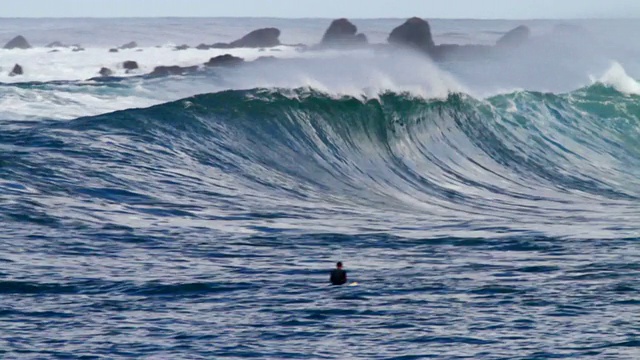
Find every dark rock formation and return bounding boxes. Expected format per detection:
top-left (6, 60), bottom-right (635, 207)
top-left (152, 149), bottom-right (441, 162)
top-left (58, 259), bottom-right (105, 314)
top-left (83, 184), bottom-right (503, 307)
top-left (123, 61), bottom-right (139, 71)
top-left (99, 67), bottom-right (113, 77)
top-left (204, 54), bottom-right (244, 67)
top-left (9, 64), bottom-right (23, 76)
top-left (210, 42), bottom-right (232, 49)
top-left (229, 28), bottom-right (281, 48)
top-left (109, 48), bottom-right (119, 53)
top-left (120, 41), bottom-right (138, 49)
top-left (496, 25), bottom-right (530, 48)
top-left (46, 41), bottom-right (65, 48)
top-left (388, 17), bottom-right (435, 54)
top-left (4, 35), bottom-right (31, 49)
top-left (175, 44), bottom-right (190, 50)
top-left (149, 65), bottom-right (199, 77)
top-left (197, 28), bottom-right (282, 49)
top-left (320, 18), bottom-right (367, 46)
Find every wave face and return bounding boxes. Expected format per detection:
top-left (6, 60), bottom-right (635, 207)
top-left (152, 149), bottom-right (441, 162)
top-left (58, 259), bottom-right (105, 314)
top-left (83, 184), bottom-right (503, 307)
top-left (7, 86), bottom-right (636, 238)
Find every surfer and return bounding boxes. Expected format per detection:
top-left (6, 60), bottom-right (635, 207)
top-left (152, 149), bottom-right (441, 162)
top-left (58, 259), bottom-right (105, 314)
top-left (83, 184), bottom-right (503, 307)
top-left (330, 261), bottom-right (347, 285)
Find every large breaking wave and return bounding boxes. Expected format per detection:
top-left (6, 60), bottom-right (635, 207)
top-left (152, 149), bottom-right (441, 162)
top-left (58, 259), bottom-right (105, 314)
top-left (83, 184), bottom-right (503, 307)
top-left (3, 82), bottom-right (638, 240)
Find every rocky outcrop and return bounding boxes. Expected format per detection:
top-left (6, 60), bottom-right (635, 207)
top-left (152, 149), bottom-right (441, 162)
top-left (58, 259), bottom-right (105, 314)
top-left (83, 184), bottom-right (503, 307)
top-left (320, 19), bottom-right (367, 46)
top-left (198, 28), bottom-right (282, 49)
top-left (119, 41), bottom-right (138, 49)
top-left (123, 61), bottom-right (139, 71)
top-left (99, 67), bottom-right (113, 77)
top-left (229, 28), bottom-right (281, 48)
top-left (174, 44), bottom-right (190, 50)
top-left (109, 48), bottom-right (119, 53)
top-left (149, 65), bottom-right (199, 77)
top-left (388, 17), bottom-right (435, 54)
top-left (9, 64), bottom-right (23, 76)
top-left (204, 54), bottom-right (244, 67)
top-left (4, 35), bottom-right (31, 49)
top-left (496, 25), bottom-right (530, 48)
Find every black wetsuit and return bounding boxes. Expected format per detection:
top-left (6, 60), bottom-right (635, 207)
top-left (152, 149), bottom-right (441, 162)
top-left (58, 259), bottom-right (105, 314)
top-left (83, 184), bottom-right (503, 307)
top-left (330, 269), bottom-right (347, 285)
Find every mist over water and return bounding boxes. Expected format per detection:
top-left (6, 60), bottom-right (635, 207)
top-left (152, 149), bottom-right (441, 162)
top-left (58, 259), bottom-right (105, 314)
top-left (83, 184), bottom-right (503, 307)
top-left (1, 17), bottom-right (640, 359)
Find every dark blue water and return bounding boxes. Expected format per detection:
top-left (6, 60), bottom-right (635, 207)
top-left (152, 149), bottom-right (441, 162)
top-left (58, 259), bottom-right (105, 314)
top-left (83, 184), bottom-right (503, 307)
top-left (1, 84), bottom-right (639, 359)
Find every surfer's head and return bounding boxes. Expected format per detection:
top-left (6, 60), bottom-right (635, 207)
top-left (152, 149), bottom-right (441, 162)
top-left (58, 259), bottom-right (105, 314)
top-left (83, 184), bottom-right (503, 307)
top-left (336, 261), bottom-right (343, 269)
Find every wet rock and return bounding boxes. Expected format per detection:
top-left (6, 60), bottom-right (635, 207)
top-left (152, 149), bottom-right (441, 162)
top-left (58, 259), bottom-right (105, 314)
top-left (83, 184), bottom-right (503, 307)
top-left (149, 65), bottom-right (198, 77)
top-left (210, 42), bottom-right (233, 49)
top-left (204, 54), bottom-right (244, 67)
top-left (9, 64), bottom-right (23, 76)
top-left (4, 35), bottom-right (31, 49)
top-left (388, 17), bottom-right (435, 54)
top-left (119, 41), bottom-right (138, 49)
top-left (320, 18), bottom-right (367, 46)
top-left (123, 60), bottom-right (139, 71)
top-left (229, 28), bottom-right (281, 48)
top-left (99, 67), bottom-right (113, 77)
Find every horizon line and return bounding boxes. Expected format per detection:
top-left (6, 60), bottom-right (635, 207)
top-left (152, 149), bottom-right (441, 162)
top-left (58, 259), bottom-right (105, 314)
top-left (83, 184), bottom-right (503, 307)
top-left (0, 16), bottom-right (639, 21)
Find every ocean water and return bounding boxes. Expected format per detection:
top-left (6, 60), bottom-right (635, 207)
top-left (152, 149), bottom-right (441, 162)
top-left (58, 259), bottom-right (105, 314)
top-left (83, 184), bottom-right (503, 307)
top-left (1, 17), bottom-right (640, 359)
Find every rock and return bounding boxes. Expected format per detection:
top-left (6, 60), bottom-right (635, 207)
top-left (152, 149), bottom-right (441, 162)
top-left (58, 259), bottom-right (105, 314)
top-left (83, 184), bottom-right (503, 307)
top-left (204, 54), bottom-right (244, 67)
top-left (46, 41), bottom-right (65, 48)
top-left (388, 17), bottom-right (435, 54)
top-left (196, 43), bottom-right (211, 50)
top-left (210, 42), bottom-right (233, 49)
top-left (496, 25), bottom-right (530, 48)
top-left (174, 44), bottom-right (190, 50)
top-left (229, 28), bottom-right (281, 48)
top-left (72, 46), bottom-right (85, 52)
top-left (109, 48), bottom-right (119, 53)
top-left (320, 18), bottom-right (367, 46)
top-left (149, 65), bottom-right (198, 77)
top-left (9, 64), bottom-right (23, 76)
top-left (119, 41), bottom-right (138, 49)
top-left (123, 61), bottom-right (139, 71)
top-left (4, 35), bottom-right (31, 49)
top-left (99, 67), bottom-right (113, 77)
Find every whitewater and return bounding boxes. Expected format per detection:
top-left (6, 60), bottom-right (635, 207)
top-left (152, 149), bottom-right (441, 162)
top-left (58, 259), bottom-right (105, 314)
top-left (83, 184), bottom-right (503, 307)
top-left (1, 17), bottom-right (640, 359)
